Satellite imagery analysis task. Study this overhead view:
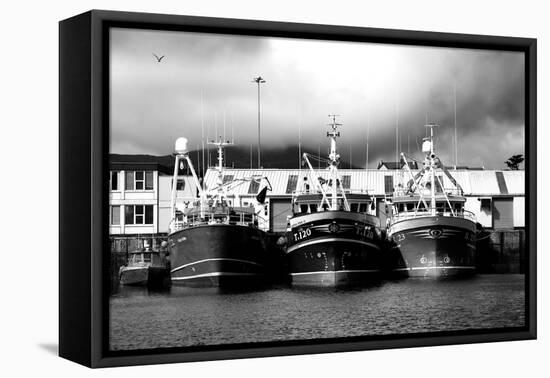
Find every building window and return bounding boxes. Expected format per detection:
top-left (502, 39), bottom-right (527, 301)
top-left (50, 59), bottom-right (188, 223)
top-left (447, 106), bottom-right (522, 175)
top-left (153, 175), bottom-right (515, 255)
top-left (286, 175), bottom-right (298, 194)
top-left (110, 171), bottom-right (119, 191)
top-left (125, 171), bottom-right (154, 191)
top-left (125, 205), bottom-right (154, 225)
top-left (135, 171), bottom-right (145, 190)
top-left (110, 205), bottom-right (120, 225)
top-left (125, 171), bottom-right (134, 190)
top-left (384, 175), bottom-right (394, 194)
top-left (145, 171), bottom-right (154, 190)
top-left (176, 179), bottom-right (185, 190)
top-left (480, 198), bottom-right (492, 212)
top-left (341, 175), bottom-right (351, 189)
top-left (248, 179), bottom-right (260, 194)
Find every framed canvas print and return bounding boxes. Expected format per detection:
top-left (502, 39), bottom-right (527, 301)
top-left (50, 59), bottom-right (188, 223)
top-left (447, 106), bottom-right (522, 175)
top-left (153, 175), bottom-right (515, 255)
top-left (59, 10), bottom-right (536, 368)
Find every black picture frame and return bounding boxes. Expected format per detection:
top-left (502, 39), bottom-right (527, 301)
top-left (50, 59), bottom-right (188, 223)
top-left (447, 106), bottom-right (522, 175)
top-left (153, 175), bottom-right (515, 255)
top-left (59, 9), bottom-right (537, 368)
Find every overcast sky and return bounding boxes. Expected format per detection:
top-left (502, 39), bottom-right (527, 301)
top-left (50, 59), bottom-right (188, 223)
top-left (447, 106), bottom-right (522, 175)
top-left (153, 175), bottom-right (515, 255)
top-left (110, 27), bottom-right (525, 169)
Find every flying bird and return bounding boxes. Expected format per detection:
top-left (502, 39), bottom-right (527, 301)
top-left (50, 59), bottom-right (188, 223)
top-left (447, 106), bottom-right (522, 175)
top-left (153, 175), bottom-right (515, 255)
top-left (152, 53), bottom-right (165, 62)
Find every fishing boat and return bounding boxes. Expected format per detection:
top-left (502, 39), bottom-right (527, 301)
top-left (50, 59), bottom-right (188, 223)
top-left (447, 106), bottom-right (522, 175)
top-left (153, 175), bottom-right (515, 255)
top-left (119, 242), bottom-right (171, 288)
top-left (285, 115), bottom-right (383, 286)
top-left (386, 123), bottom-right (477, 278)
top-left (167, 137), bottom-right (271, 287)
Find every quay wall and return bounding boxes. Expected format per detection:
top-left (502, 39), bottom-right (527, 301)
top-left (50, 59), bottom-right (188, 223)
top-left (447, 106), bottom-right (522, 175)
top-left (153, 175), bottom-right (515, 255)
top-left (476, 229), bottom-right (525, 273)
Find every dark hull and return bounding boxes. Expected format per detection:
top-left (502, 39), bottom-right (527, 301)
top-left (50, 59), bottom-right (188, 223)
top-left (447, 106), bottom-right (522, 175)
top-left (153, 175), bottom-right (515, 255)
top-left (287, 211), bottom-right (382, 286)
top-left (119, 267), bottom-right (148, 286)
top-left (388, 217), bottom-right (476, 278)
top-left (168, 224), bottom-right (269, 288)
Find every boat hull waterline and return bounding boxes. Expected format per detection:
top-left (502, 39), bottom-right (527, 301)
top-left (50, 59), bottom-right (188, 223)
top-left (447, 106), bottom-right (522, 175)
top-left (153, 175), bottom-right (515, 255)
top-left (168, 224), bottom-right (269, 287)
top-left (286, 211), bottom-right (382, 286)
top-left (388, 216), bottom-right (476, 278)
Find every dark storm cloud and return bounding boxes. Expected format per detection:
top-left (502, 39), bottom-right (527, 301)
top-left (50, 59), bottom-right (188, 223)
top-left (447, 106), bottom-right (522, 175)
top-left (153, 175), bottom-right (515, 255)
top-left (110, 29), bottom-right (524, 169)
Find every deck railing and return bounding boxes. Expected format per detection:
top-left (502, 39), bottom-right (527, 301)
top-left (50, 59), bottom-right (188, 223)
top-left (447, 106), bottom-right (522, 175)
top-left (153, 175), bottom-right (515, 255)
top-left (172, 207), bottom-right (258, 231)
top-left (393, 187), bottom-right (463, 197)
top-left (292, 187), bottom-right (372, 196)
top-left (391, 207), bottom-right (476, 223)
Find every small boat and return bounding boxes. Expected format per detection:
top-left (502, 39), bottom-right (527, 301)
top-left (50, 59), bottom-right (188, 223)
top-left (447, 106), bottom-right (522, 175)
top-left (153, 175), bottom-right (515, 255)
top-left (285, 115), bottom-right (383, 286)
top-left (167, 136), bottom-right (272, 288)
top-left (119, 243), bottom-right (171, 288)
top-left (386, 123), bottom-right (477, 278)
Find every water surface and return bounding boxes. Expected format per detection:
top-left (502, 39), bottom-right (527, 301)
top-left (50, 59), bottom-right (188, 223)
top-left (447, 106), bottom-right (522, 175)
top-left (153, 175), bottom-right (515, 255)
top-left (109, 274), bottom-right (525, 351)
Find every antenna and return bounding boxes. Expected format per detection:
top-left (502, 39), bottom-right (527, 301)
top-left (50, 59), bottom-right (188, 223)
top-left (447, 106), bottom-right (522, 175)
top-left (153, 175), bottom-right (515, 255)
top-left (327, 114), bottom-right (342, 133)
top-left (214, 112), bottom-right (218, 144)
top-left (366, 106), bottom-right (370, 170)
top-left (395, 92), bottom-right (399, 171)
top-left (231, 112), bottom-right (235, 144)
top-left (196, 144), bottom-right (201, 175)
top-left (208, 135), bottom-right (233, 178)
top-left (454, 82), bottom-right (458, 169)
top-left (223, 110), bottom-right (226, 141)
top-left (298, 108), bottom-right (302, 169)
top-left (201, 90), bottom-right (205, 178)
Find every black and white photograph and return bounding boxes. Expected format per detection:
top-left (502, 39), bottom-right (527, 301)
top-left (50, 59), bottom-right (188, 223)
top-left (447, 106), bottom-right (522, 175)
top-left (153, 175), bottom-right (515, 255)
top-left (107, 25), bottom-right (529, 353)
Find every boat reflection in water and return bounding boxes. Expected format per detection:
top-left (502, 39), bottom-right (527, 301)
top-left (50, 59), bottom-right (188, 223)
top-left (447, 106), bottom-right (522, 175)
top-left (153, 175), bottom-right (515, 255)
top-left (167, 136), bottom-right (272, 288)
top-left (387, 124), bottom-right (477, 278)
top-left (286, 115), bottom-right (383, 287)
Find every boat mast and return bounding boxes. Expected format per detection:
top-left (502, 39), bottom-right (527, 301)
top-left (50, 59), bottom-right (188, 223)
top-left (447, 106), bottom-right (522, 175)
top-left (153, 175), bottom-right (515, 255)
top-left (425, 124), bottom-right (438, 216)
top-left (171, 137), bottom-right (206, 232)
top-left (327, 114), bottom-right (349, 211)
top-left (208, 136), bottom-right (233, 204)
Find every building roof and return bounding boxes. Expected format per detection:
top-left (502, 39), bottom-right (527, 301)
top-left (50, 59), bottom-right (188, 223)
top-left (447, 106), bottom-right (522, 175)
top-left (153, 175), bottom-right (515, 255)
top-left (109, 161), bottom-right (172, 175)
top-left (203, 168), bottom-right (525, 197)
top-left (377, 160), bottom-right (419, 170)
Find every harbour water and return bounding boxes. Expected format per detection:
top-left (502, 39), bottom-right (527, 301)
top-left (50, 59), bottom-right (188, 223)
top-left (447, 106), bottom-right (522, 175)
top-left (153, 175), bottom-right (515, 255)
top-left (109, 274), bottom-right (525, 351)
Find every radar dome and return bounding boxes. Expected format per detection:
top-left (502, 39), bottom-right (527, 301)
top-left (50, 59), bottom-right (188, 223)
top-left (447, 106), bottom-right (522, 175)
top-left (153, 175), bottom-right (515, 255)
top-left (175, 137), bottom-right (188, 154)
top-left (422, 140), bottom-right (432, 153)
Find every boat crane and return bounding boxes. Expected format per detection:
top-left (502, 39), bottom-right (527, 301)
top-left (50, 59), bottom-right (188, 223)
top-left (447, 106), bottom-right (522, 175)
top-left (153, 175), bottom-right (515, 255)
top-left (300, 115), bottom-right (350, 211)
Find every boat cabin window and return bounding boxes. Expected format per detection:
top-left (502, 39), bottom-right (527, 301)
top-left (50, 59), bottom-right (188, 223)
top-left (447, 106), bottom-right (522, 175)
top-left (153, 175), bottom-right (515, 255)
top-left (350, 203), bottom-right (358, 212)
top-left (406, 203), bottom-right (414, 211)
top-left (359, 203), bottom-right (368, 213)
top-left (322, 203), bottom-right (329, 211)
top-left (310, 204), bottom-right (318, 213)
top-left (175, 179), bottom-right (185, 190)
top-left (143, 253), bottom-right (152, 263)
top-left (300, 204), bottom-right (309, 213)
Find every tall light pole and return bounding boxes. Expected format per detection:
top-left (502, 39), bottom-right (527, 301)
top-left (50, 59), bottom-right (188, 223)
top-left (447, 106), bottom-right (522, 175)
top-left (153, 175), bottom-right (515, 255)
top-left (252, 76), bottom-right (266, 168)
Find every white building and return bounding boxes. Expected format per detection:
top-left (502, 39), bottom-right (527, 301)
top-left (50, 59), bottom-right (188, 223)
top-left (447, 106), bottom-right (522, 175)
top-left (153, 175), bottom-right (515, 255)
top-left (108, 161), bottom-right (197, 236)
top-left (202, 168), bottom-right (525, 232)
top-left (109, 162), bottom-right (525, 235)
